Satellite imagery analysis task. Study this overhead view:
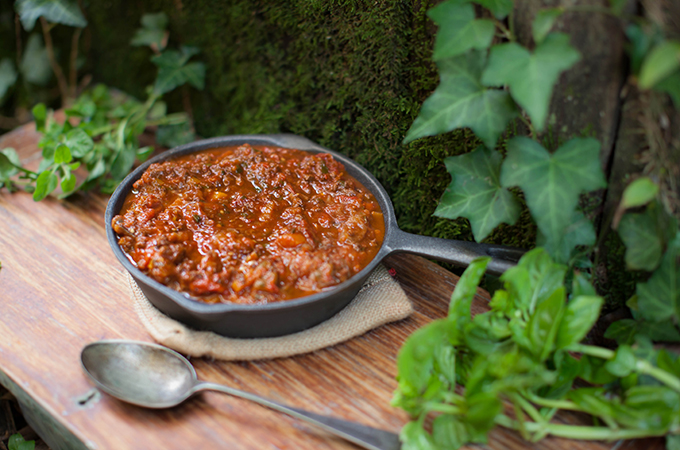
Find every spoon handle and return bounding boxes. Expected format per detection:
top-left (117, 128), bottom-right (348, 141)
top-left (195, 381), bottom-right (401, 450)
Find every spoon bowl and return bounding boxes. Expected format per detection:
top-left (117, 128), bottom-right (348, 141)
top-left (81, 340), bottom-right (401, 450)
top-left (81, 340), bottom-right (197, 408)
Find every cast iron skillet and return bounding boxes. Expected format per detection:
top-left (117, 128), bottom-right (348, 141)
top-left (106, 134), bottom-right (525, 338)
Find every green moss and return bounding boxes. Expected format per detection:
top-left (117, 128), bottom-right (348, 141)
top-left (39, 0), bottom-right (539, 246)
top-left (596, 230), bottom-right (642, 311)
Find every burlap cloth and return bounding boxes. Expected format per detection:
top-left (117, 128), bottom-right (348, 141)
top-left (128, 264), bottom-right (413, 361)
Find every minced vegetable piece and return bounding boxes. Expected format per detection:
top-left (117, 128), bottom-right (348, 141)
top-left (112, 144), bottom-right (385, 304)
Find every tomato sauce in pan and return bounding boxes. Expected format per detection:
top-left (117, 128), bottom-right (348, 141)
top-left (112, 144), bottom-right (385, 304)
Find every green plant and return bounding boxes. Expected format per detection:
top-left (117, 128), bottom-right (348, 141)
top-left (602, 18), bottom-right (680, 344)
top-left (393, 254), bottom-right (680, 449)
top-left (0, 11), bottom-right (205, 199)
top-left (403, 0), bottom-right (602, 267)
top-left (13, 0), bottom-right (88, 106)
top-left (7, 433), bottom-right (35, 450)
top-left (394, 0), bottom-right (680, 448)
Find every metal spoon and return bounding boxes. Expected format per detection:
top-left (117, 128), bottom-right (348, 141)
top-left (81, 340), bottom-right (401, 450)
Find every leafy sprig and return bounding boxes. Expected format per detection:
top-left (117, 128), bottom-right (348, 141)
top-left (393, 253), bottom-right (680, 449)
top-left (403, 0), bottom-right (599, 265)
top-left (0, 12), bottom-right (205, 200)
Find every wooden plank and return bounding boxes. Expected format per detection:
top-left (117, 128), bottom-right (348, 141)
top-left (0, 124), bottom-right (665, 449)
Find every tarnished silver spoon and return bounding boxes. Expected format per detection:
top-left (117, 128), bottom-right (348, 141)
top-left (80, 340), bottom-right (401, 450)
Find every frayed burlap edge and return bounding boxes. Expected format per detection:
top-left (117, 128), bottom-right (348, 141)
top-left (128, 264), bottom-right (413, 361)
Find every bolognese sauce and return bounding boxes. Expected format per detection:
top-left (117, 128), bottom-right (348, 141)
top-left (112, 144), bottom-right (385, 304)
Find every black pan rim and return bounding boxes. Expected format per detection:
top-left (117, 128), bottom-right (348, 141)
top-left (105, 134), bottom-right (397, 315)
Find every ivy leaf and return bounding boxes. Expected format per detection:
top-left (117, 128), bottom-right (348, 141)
top-left (428, 2), bottom-right (495, 60)
top-left (501, 137), bottom-right (606, 255)
top-left (0, 59), bottom-right (17, 101)
top-left (572, 272), bottom-right (597, 297)
top-left (404, 50), bottom-right (518, 148)
top-left (481, 33), bottom-right (581, 131)
top-left (130, 12), bottom-right (168, 51)
top-left (636, 234), bottom-right (680, 322)
top-left (434, 146), bottom-right (520, 241)
top-left (621, 176), bottom-right (659, 209)
top-left (152, 48), bottom-right (206, 95)
top-left (20, 34), bottom-right (51, 85)
top-left (639, 40), bottom-right (680, 89)
top-left (605, 318), bottom-right (680, 345)
top-left (625, 24), bottom-right (660, 75)
top-left (618, 210), bottom-right (663, 271)
top-left (532, 8), bottom-right (563, 45)
top-left (473, 0), bottom-right (513, 19)
top-left (654, 71), bottom-right (680, 108)
top-left (15, 0), bottom-right (87, 31)
top-left (537, 210), bottom-right (596, 264)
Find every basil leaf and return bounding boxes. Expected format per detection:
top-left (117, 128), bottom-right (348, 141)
top-left (449, 256), bottom-right (490, 325)
top-left (526, 286), bottom-right (565, 361)
top-left (605, 344), bottom-right (636, 377)
top-left (556, 295), bottom-right (603, 349)
top-left (396, 319), bottom-right (454, 395)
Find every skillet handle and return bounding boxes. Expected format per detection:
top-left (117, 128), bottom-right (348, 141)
top-left (386, 229), bottom-right (526, 277)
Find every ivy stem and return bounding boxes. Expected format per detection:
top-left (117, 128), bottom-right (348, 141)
top-left (570, 344), bottom-right (680, 393)
top-left (14, 14), bottom-right (22, 68)
top-left (518, 114), bottom-right (536, 139)
top-left (493, 18), bottom-right (513, 41)
top-left (508, 9), bottom-right (516, 41)
top-left (40, 18), bottom-right (70, 107)
top-left (495, 414), bottom-right (670, 440)
top-left (69, 27), bottom-right (82, 100)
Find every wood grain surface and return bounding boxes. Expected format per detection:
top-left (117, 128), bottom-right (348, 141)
top-left (0, 123), bottom-right (665, 449)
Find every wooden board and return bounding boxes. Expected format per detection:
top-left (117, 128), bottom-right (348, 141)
top-left (0, 123), bottom-right (664, 449)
